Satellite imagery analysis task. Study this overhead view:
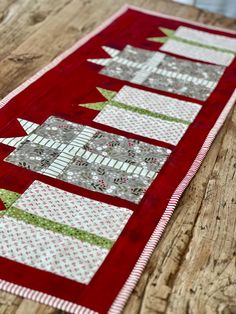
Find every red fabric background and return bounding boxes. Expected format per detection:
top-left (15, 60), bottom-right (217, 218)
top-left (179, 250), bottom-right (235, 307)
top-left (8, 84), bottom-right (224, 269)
top-left (0, 7), bottom-right (235, 313)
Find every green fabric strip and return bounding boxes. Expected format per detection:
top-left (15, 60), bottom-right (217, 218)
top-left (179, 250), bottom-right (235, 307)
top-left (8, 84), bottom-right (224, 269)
top-left (4, 206), bottom-right (114, 250)
top-left (81, 87), bottom-right (190, 124)
top-left (97, 87), bottom-right (117, 100)
top-left (110, 100), bottom-right (190, 125)
top-left (0, 189), bottom-right (21, 209)
top-left (159, 27), bottom-right (175, 37)
top-left (81, 102), bottom-right (107, 110)
top-left (148, 37), bottom-right (168, 44)
top-left (149, 27), bottom-right (236, 55)
top-left (171, 35), bottom-right (236, 55)
top-left (82, 98), bottom-right (190, 125)
top-left (81, 88), bottom-right (117, 110)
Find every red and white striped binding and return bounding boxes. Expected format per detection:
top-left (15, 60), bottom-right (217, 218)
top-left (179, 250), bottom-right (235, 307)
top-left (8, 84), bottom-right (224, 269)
top-left (0, 280), bottom-right (96, 314)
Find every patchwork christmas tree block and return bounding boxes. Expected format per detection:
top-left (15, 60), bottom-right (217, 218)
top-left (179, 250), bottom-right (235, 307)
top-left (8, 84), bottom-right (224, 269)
top-left (0, 116), bottom-right (171, 203)
top-left (88, 45), bottom-right (225, 100)
top-left (0, 181), bottom-right (132, 284)
top-left (80, 85), bottom-right (201, 145)
top-left (148, 27), bottom-right (236, 66)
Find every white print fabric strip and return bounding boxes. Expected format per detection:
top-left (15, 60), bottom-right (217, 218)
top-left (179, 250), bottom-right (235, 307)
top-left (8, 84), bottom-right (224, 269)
top-left (0, 119), bottom-right (40, 148)
top-left (18, 118), bottom-right (40, 135)
top-left (94, 105), bottom-right (188, 145)
top-left (113, 85), bottom-right (201, 122)
top-left (176, 26), bottom-right (236, 52)
top-left (130, 52), bottom-right (166, 84)
top-left (0, 216), bottom-right (109, 284)
top-left (160, 26), bottom-right (236, 66)
top-left (15, 181), bottom-right (132, 241)
top-left (161, 40), bottom-right (234, 66)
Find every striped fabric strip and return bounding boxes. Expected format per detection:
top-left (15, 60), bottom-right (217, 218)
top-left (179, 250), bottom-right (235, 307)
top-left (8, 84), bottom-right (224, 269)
top-left (40, 142), bottom-right (156, 179)
top-left (116, 54), bottom-right (213, 87)
top-left (131, 51), bottom-right (166, 84)
top-left (42, 151), bottom-right (76, 178)
top-left (0, 136), bottom-right (26, 148)
top-left (154, 68), bottom-right (216, 88)
top-left (17, 118), bottom-right (39, 134)
top-left (0, 280), bottom-right (97, 314)
top-left (70, 126), bottom-right (97, 148)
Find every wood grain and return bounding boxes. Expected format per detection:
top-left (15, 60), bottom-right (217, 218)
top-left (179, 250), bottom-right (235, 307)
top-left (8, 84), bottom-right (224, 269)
top-left (0, 0), bottom-right (235, 313)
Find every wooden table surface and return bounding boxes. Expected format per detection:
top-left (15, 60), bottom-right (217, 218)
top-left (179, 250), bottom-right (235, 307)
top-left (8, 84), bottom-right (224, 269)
top-left (0, 1), bottom-right (235, 313)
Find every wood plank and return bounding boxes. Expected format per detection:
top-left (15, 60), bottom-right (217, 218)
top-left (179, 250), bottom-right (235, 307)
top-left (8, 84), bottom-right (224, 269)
top-left (0, 0), bottom-right (235, 313)
top-left (0, 291), bottom-right (22, 314)
top-left (0, 0), bottom-right (74, 61)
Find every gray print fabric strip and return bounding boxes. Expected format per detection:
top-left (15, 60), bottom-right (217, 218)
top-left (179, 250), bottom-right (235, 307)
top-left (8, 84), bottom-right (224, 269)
top-left (94, 45), bottom-right (225, 101)
top-left (59, 156), bottom-right (155, 203)
top-left (4, 116), bottom-right (171, 203)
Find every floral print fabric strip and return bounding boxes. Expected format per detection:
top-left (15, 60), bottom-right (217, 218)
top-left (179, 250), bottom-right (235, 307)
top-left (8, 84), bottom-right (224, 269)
top-left (34, 116), bottom-right (84, 143)
top-left (84, 129), bottom-right (168, 172)
top-left (3, 117), bottom-right (171, 203)
top-left (7, 140), bottom-right (60, 172)
top-left (60, 155), bottom-right (155, 203)
top-left (88, 45), bottom-right (225, 100)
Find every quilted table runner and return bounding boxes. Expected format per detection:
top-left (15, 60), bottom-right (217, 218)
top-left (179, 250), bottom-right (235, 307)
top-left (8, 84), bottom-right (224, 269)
top-left (0, 4), bottom-right (236, 314)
